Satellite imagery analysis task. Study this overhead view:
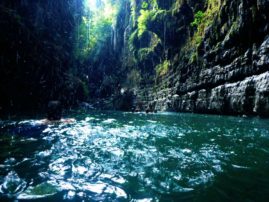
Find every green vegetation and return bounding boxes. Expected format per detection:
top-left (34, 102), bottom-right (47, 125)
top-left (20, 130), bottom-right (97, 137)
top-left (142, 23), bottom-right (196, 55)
top-left (180, 0), bottom-right (221, 64)
top-left (138, 48), bottom-right (152, 61)
top-left (227, 17), bottom-right (239, 37)
top-left (128, 0), bottom-right (165, 64)
top-left (137, 10), bottom-right (154, 37)
top-left (191, 0), bottom-right (221, 48)
top-left (134, 32), bottom-right (161, 62)
top-left (135, 0), bottom-right (164, 38)
top-left (149, 0), bottom-right (158, 8)
top-left (191, 11), bottom-right (205, 27)
top-left (128, 29), bottom-right (139, 52)
top-left (75, 0), bottom-right (119, 61)
top-left (156, 60), bottom-right (170, 76)
top-left (141, 2), bottom-right (149, 9)
top-left (23, 183), bottom-right (58, 196)
top-left (128, 0), bottom-right (174, 82)
top-left (172, 0), bottom-right (183, 15)
top-left (190, 51), bottom-right (198, 64)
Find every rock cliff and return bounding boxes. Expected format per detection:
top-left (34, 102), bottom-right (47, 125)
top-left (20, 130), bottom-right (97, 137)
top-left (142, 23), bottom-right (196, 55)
top-left (114, 0), bottom-right (269, 116)
top-left (1, 0), bottom-right (268, 117)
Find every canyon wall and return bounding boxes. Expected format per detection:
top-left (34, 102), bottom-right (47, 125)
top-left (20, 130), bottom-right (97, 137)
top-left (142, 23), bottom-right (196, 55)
top-left (115, 0), bottom-right (269, 116)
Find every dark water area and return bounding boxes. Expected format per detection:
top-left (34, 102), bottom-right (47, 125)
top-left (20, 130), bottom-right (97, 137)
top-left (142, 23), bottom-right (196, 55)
top-left (0, 111), bottom-right (269, 202)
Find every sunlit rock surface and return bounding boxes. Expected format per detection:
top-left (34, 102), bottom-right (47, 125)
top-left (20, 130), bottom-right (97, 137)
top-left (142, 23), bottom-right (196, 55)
top-left (112, 0), bottom-right (269, 117)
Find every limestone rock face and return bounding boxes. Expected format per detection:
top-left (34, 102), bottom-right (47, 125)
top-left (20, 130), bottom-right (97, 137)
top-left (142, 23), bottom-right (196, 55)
top-left (130, 0), bottom-right (269, 116)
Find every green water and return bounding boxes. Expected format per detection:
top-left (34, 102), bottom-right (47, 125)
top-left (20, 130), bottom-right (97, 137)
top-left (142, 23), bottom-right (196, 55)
top-left (0, 111), bottom-right (269, 202)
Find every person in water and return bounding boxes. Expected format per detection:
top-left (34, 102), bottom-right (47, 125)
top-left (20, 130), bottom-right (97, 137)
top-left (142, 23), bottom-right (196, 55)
top-left (3, 101), bottom-right (75, 137)
top-left (41, 101), bottom-right (75, 124)
top-left (47, 100), bottom-right (62, 120)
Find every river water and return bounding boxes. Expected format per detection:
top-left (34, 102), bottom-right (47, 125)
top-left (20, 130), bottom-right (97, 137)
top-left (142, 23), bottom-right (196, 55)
top-left (0, 111), bottom-right (269, 202)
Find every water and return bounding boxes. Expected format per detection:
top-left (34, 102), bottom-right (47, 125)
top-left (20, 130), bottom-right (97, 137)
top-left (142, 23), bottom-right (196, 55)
top-left (0, 111), bottom-right (269, 202)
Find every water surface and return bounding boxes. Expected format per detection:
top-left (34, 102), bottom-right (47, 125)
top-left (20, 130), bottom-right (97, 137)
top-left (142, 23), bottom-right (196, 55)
top-left (0, 111), bottom-right (269, 201)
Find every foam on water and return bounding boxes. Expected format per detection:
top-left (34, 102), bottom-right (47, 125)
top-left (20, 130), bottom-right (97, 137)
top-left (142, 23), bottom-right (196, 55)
top-left (0, 111), bottom-right (269, 201)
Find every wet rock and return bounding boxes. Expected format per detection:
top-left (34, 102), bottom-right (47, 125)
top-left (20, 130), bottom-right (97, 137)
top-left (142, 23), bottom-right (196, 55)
top-left (132, 0), bottom-right (269, 117)
top-left (257, 0), bottom-right (269, 10)
top-left (253, 72), bottom-right (269, 117)
top-left (114, 89), bottom-right (135, 111)
top-left (94, 0), bottom-right (269, 117)
top-left (0, 171), bottom-right (27, 196)
top-left (17, 182), bottom-right (58, 200)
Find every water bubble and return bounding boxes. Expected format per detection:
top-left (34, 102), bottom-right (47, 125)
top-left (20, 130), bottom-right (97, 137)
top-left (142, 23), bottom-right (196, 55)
top-left (102, 119), bottom-right (116, 124)
top-left (131, 198), bottom-right (154, 202)
top-left (37, 150), bottom-right (52, 158)
top-left (3, 158), bottom-right (17, 167)
top-left (85, 117), bottom-right (94, 122)
top-left (64, 190), bottom-right (76, 200)
top-left (182, 148), bottom-right (192, 154)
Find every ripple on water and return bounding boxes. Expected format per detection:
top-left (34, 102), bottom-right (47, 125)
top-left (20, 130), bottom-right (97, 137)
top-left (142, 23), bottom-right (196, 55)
top-left (0, 171), bottom-right (27, 196)
top-left (0, 112), bottom-right (269, 201)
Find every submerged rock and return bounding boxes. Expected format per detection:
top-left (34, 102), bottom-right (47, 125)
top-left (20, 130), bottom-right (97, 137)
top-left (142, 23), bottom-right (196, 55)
top-left (17, 182), bottom-right (58, 200)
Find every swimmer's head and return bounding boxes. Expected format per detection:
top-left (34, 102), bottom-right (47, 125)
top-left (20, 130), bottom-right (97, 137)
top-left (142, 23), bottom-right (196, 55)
top-left (47, 101), bottom-right (62, 121)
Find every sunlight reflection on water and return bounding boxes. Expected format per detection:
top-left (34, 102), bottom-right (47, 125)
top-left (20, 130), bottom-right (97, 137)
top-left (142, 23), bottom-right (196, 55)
top-left (0, 112), bottom-right (269, 201)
